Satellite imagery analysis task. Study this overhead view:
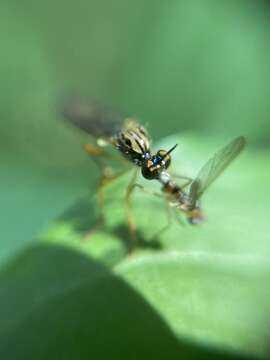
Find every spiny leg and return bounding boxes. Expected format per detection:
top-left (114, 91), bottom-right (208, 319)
top-left (82, 142), bottom-right (130, 237)
top-left (85, 141), bottom-right (130, 201)
top-left (96, 169), bottom-right (130, 224)
top-left (81, 169), bottom-right (130, 242)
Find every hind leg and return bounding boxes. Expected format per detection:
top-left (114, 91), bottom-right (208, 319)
top-left (96, 169), bottom-right (129, 223)
top-left (82, 143), bottom-right (130, 237)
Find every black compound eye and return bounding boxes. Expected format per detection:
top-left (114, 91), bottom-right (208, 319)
top-left (141, 162), bottom-right (158, 180)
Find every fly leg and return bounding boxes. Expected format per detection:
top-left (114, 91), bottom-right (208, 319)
top-left (126, 183), bottom-right (173, 245)
top-left (84, 143), bottom-right (129, 169)
top-left (127, 183), bottom-right (163, 198)
top-left (82, 143), bottom-right (130, 237)
top-left (96, 169), bottom-right (129, 223)
top-left (169, 173), bottom-right (193, 189)
top-left (84, 142), bottom-right (132, 219)
top-left (81, 169), bottom-right (130, 242)
top-left (149, 198), bottom-right (173, 241)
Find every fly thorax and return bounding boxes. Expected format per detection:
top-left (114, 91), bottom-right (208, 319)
top-left (160, 174), bottom-right (181, 198)
top-left (114, 134), bottom-right (144, 165)
top-left (159, 171), bottom-right (171, 185)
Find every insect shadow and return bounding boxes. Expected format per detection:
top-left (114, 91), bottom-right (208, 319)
top-left (112, 224), bottom-right (163, 252)
top-left (58, 197), bottom-right (163, 252)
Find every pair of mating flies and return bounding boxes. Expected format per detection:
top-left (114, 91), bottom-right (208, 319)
top-left (61, 98), bottom-right (245, 242)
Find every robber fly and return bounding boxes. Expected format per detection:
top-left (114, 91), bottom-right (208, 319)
top-left (158, 136), bottom-right (246, 224)
top-left (60, 96), bottom-right (178, 246)
top-left (61, 97), bottom-right (177, 179)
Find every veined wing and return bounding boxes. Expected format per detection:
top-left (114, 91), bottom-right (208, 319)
top-left (189, 136), bottom-right (246, 202)
top-left (60, 96), bottom-right (123, 139)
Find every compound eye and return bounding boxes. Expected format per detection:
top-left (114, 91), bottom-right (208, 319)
top-left (141, 161), bottom-right (158, 180)
top-left (157, 150), bottom-right (171, 169)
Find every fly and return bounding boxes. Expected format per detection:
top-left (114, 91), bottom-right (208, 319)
top-left (159, 136), bottom-right (246, 224)
top-left (60, 96), bottom-right (178, 250)
top-left (61, 96), bottom-right (176, 177)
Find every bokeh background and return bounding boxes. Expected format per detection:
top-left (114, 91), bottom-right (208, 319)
top-left (1, 1), bottom-right (270, 358)
top-left (2, 0), bottom-right (270, 263)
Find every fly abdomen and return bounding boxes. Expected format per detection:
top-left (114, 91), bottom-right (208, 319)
top-left (163, 182), bottom-right (181, 195)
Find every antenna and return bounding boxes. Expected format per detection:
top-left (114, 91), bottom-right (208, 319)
top-left (161, 144), bottom-right (178, 160)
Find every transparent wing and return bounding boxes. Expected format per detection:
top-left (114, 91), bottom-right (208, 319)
top-left (59, 96), bottom-right (123, 139)
top-left (189, 136), bottom-right (246, 202)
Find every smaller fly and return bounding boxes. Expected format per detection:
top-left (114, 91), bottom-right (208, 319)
top-left (158, 136), bottom-right (246, 224)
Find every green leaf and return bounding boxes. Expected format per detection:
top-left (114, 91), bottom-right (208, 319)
top-left (117, 251), bottom-right (270, 358)
top-left (0, 244), bottom-right (254, 360)
top-left (1, 134), bottom-right (270, 359)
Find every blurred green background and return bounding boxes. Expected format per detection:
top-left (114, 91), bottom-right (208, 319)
top-left (1, 1), bottom-right (270, 359)
top-left (2, 0), bottom-right (270, 262)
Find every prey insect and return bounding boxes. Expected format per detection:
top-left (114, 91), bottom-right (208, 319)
top-left (60, 97), bottom-right (178, 246)
top-left (158, 136), bottom-right (246, 224)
